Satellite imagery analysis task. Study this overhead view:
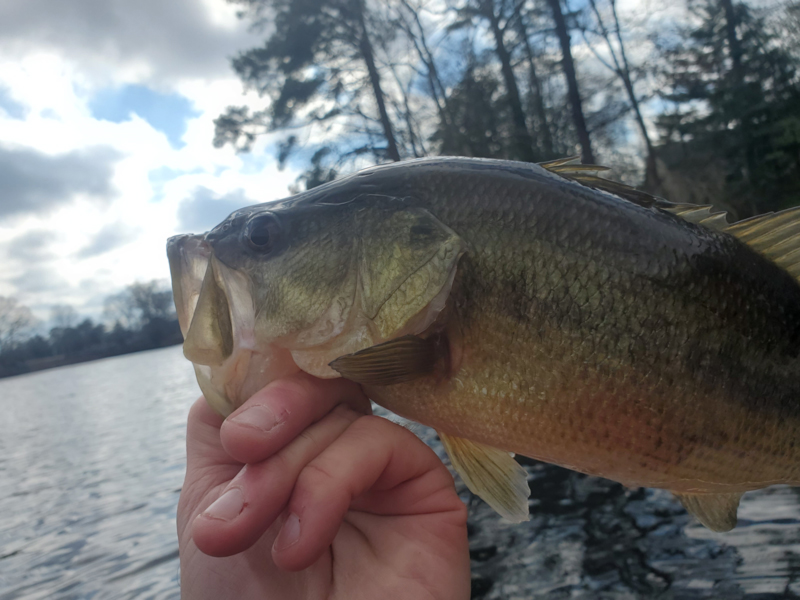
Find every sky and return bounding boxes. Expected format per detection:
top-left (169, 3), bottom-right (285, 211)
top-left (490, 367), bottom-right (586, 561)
top-left (0, 0), bottom-right (300, 323)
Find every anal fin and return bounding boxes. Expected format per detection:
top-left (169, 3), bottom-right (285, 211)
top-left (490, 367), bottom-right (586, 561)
top-left (674, 491), bottom-right (742, 532)
top-left (438, 432), bottom-right (530, 523)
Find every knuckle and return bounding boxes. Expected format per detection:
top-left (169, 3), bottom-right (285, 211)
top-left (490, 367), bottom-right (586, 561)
top-left (295, 425), bottom-right (320, 448)
top-left (350, 414), bottom-right (394, 438)
top-left (297, 461), bottom-right (338, 492)
top-left (330, 402), bottom-right (361, 423)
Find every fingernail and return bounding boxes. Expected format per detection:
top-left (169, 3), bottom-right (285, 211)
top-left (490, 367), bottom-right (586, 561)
top-left (202, 488), bottom-right (244, 521)
top-left (229, 405), bottom-right (281, 433)
top-left (274, 513), bottom-right (301, 552)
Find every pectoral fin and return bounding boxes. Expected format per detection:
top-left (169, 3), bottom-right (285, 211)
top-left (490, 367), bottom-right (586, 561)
top-left (674, 492), bottom-right (742, 532)
top-left (438, 432), bottom-right (530, 523)
top-left (329, 335), bottom-right (438, 385)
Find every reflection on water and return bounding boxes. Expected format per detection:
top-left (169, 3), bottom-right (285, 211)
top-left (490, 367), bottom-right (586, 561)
top-left (391, 421), bottom-right (800, 599)
top-left (1, 346), bottom-right (799, 599)
top-left (0, 346), bottom-right (196, 600)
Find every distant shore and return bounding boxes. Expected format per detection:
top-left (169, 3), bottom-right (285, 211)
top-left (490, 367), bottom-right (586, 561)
top-left (2, 340), bottom-right (183, 378)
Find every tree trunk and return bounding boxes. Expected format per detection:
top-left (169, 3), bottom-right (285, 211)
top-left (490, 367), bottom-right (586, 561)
top-left (721, 0), bottom-right (744, 78)
top-left (720, 0), bottom-right (754, 182)
top-left (514, 7), bottom-right (554, 158)
top-left (482, 0), bottom-right (537, 162)
top-left (398, 0), bottom-right (455, 139)
top-left (605, 0), bottom-right (659, 186)
top-left (546, 0), bottom-right (595, 164)
top-left (355, 0), bottom-right (401, 162)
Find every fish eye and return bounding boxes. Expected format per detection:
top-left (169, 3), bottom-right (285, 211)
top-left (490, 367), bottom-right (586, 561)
top-left (245, 213), bottom-right (280, 252)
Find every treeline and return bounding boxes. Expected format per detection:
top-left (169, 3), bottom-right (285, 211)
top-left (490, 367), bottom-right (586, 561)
top-left (215, 0), bottom-right (800, 219)
top-left (0, 281), bottom-right (182, 378)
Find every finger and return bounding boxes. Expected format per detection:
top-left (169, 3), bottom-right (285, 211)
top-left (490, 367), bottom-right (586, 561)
top-left (179, 397), bottom-right (238, 543)
top-left (192, 403), bottom-right (364, 557)
top-left (185, 396), bottom-right (232, 469)
top-left (271, 416), bottom-right (464, 571)
top-left (220, 372), bottom-right (371, 465)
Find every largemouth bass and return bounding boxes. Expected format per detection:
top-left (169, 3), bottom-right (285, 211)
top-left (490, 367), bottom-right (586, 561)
top-left (167, 157), bottom-right (800, 531)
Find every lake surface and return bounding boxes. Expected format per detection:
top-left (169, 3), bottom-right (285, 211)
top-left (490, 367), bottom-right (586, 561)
top-left (0, 347), bottom-right (196, 600)
top-left (1, 346), bottom-right (800, 599)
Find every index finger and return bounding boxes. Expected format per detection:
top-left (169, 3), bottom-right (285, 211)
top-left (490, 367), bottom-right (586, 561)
top-left (220, 373), bottom-right (372, 464)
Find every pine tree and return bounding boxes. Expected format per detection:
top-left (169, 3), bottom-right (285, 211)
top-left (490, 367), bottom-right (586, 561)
top-left (659, 0), bottom-right (800, 214)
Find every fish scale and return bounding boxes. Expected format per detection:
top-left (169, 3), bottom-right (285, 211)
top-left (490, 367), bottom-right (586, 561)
top-left (168, 157), bottom-right (800, 531)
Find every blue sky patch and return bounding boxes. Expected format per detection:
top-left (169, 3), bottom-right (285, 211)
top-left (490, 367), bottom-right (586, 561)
top-left (0, 85), bottom-right (27, 120)
top-left (88, 84), bottom-right (200, 149)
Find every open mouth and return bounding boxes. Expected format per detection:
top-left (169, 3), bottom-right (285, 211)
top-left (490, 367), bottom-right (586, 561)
top-left (167, 233), bottom-right (299, 416)
top-left (167, 234), bottom-right (210, 340)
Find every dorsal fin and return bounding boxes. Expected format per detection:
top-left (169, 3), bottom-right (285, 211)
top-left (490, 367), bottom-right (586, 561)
top-left (662, 204), bottom-right (800, 281)
top-left (539, 156), bottom-right (659, 207)
top-left (539, 157), bottom-right (800, 283)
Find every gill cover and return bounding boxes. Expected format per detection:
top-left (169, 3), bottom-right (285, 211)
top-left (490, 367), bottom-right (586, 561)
top-left (356, 207), bottom-right (466, 339)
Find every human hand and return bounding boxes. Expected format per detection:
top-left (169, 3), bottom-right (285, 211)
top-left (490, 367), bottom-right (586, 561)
top-left (177, 373), bottom-right (470, 599)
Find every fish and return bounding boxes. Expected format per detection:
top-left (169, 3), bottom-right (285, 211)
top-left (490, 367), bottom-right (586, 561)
top-left (167, 156), bottom-right (800, 532)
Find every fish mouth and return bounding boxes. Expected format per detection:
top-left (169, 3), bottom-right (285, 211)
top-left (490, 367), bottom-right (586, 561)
top-left (167, 233), bottom-right (299, 416)
top-left (167, 234), bottom-right (210, 338)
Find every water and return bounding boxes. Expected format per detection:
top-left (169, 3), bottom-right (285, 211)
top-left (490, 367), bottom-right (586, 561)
top-left (0, 347), bottom-right (196, 600)
top-left (1, 346), bottom-right (800, 599)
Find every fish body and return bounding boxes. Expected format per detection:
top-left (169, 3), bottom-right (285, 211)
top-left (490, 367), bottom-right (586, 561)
top-left (168, 157), bottom-right (800, 531)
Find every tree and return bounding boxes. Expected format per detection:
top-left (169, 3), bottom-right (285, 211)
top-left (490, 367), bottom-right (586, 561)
top-left (104, 281), bottom-right (175, 329)
top-left (512, 0), bottom-right (555, 159)
top-left (0, 297), bottom-right (35, 352)
top-left (432, 54), bottom-right (508, 158)
top-left (50, 318), bottom-right (105, 356)
top-left (658, 0), bottom-right (800, 215)
top-left (546, 0), bottom-right (595, 164)
top-left (450, 0), bottom-right (538, 162)
top-left (215, 0), bottom-right (402, 171)
top-left (51, 304), bottom-right (78, 329)
top-left (392, 0), bottom-right (457, 150)
top-left (104, 291), bottom-right (138, 329)
top-left (129, 281), bottom-right (175, 324)
top-left (581, 0), bottom-right (659, 184)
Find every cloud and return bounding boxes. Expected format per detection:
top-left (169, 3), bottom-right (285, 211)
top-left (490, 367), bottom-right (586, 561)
top-left (88, 85), bottom-right (201, 149)
top-left (0, 0), bottom-right (259, 81)
top-left (177, 186), bottom-right (254, 233)
top-left (0, 145), bottom-right (120, 219)
top-left (12, 265), bottom-right (69, 295)
top-left (77, 222), bottom-right (139, 259)
top-left (6, 229), bottom-right (60, 262)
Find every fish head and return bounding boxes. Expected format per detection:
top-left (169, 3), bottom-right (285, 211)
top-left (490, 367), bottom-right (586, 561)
top-left (167, 187), bottom-right (465, 416)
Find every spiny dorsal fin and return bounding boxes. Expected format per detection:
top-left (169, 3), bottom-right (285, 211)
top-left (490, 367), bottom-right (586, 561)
top-left (540, 157), bottom-right (800, 283)
top-left (539, 156), bottom-right (658, 207)
top-left (674, 492), bottom-right (742, 532)
top-left (438, 431), bottom-right (530, 522)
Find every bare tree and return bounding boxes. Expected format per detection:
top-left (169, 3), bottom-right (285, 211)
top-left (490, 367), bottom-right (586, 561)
top-left (582, 0), bottom-right (658, 184)
top-left (394, 0), bottom-right (456, 141)
top-left (0, 297), bottom-right (35, 352)
top-left (104, 292), bottom-right (138, 329)
top-left (129, 282), bottom-right (175, 323)
top-left (513, 0), bottom-right (555, 158)
top-left (51, 304), bottom-right (78, 329)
